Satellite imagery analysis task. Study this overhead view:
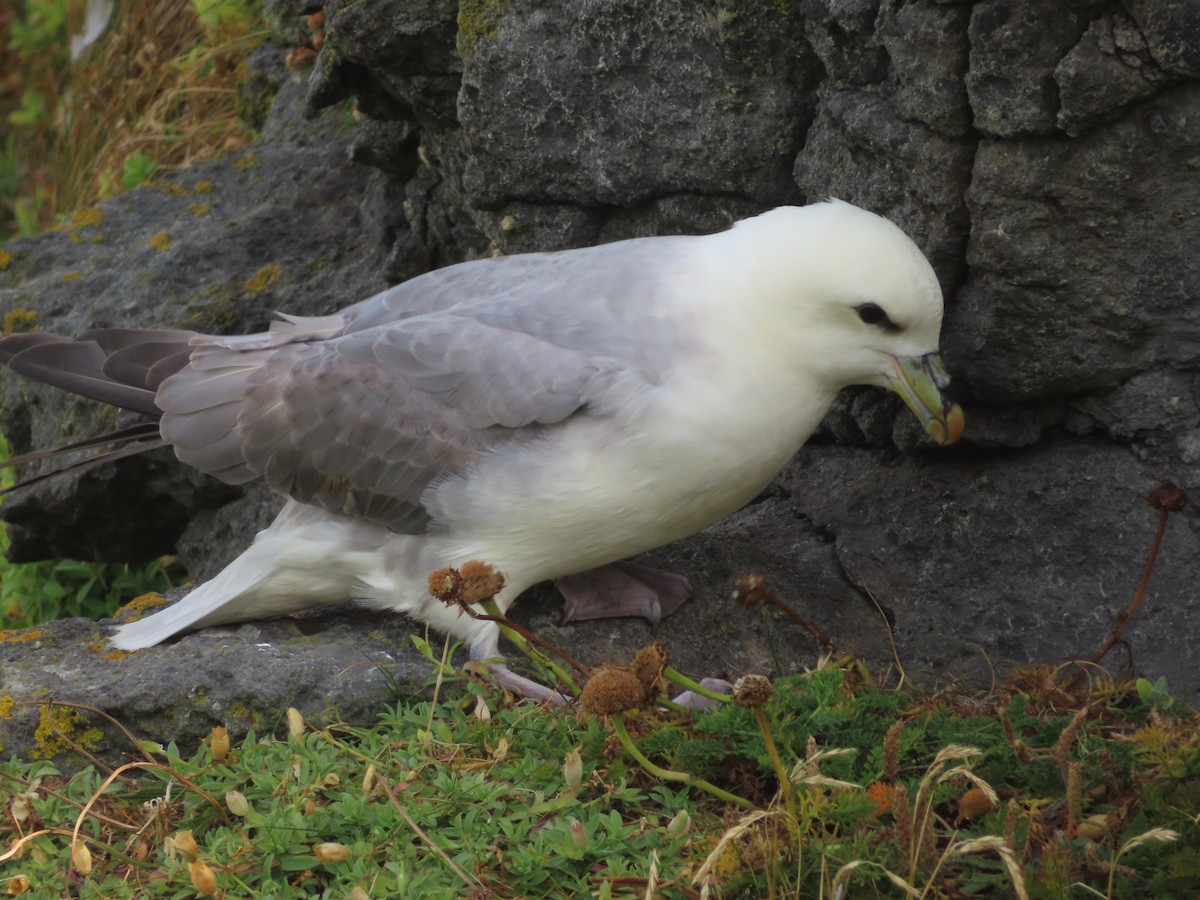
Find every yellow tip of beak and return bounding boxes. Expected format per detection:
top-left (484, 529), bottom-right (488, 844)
top-left (886, 353), bottom-right (964, 447)
top-left (929, 403), bottom-right (965, 446)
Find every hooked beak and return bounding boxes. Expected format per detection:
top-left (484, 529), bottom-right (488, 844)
top-left (885, 353), bottom-right (964, 446)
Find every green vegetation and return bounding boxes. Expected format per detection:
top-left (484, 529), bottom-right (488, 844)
top-left (0, 434), bottom-right (175, 629)
top-left (0, 657), bottom-right (1196, 897)
top-left (0, 0), bottom-right (266, 244)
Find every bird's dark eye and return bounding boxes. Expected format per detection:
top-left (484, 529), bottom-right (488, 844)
top-left (856, 303), bottom-right (900, 332)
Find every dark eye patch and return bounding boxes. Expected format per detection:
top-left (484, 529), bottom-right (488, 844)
top-left (856, 303), bottom-right (901, 333)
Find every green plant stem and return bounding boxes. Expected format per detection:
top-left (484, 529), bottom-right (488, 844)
top-left (661, 667), bottom-right (732, 704)
top-left (478, 596), bottom-right (581, 696)
top-left (754, 707), bottom-right (797, 821)
top-left (609, 713), bottom-right (755, 810)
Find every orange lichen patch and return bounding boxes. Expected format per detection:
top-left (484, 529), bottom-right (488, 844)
top-left (104, 649), bottom-right (134, 661)
top-left (187, 202), bottom-right (211, 217)
top-left (0, 249), bottom-right (10, 269)
top-left (60, 271), bottom-right (83, 281)
top-left (149, 231), bottom-right (172, 250)
top-left (2, 307), bottom-right (39, 335)
top-left (115, 591), bottom-right (168, 622)
top-left (243, 263), bottom-right (280, 293)
top-left (192, 180), bottom-right (214, 193)
top-left (0, 628), bottom-right (44, 643)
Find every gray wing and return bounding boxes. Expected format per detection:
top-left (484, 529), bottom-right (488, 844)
top-left (157, 240), bottom-right (683, 533)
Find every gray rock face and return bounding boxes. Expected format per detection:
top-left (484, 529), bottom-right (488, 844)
top-left (3, 1), bottom-right (1200, 759)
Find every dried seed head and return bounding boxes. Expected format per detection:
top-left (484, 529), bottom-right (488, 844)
top-left (956, 787), bottom-right (996, 823)
top-left (1076, 813), bottom-right (1111, 842)
top-left (1146, 483), bottom-right (1189, 513)
top-left (210, 726), bottom-right (230, 762)
top-left (189, 858), bottom-right (218, 896)
top-left (285, 46), bottom-right (317, 70)
top-left (731, 572), bottom-right (768, 607)
top-left (563, 747), bottom-right (583, 790)
top-left (70, 840), bottom-right (93, 875)
top-left (225, 790), bottom-right (250, 817)
top-left (580, 667), bottom-right (646, 715)
top-left (731, 674), bottom-right (774, 708)
top-left (459, 560), bottom-right (506, 604)
top-left (428, 567), bottom-right (463, 604)
top-left (314, 842), bottom-right (352, 863)
top-left (630, 640), bottom-right (669, 688)
top-left (171, 830), bottom-right (200, 862)
top-left (287, 707), bottom-right (305, 741)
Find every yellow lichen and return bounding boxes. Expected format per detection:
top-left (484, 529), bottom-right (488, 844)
top-left (233, 154), bottom-right (259, 170)
top-left (60, 272), bottom-right (83, 281)
top-left (69, 231), bottom-right (86, 244)
top-left (0, 249), bottom-right (10, 270)
top-left (0, 695), bottom-right (14, 720)
top-left (115, 591), bottom-right (167, 622)
top-left (2, 308), bottom-right (39, 335)
top-left (243, 263), bottom-right (281, 293)
top-left (104, 649), bottom-right (133, 661)
top-left (161, 182), bottom-right (189, 197)
top-left (193, 181), bottom-right (214, 193)
top-left (187, 202), bottom-right (211, 217)
top-left (0, 628), bottom-right (43, 643)
top-left (54, 208), bottom-right (105, 232)
top-left (149, 232), bottom-right (172, 251)
top-left (32, 704), bottom-right (104, 760)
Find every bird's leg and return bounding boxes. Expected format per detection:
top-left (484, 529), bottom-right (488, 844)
top-left (554, 560), bottom-right (692, 625)
top-left (467, 626), bottom-right (572, 705)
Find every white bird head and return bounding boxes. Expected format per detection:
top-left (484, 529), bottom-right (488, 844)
top-left (723, 199), bottom-right (964, 445)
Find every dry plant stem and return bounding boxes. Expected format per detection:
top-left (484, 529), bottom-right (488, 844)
top-left (759, 585), bottom-right (838, 653)
top-left (376, 773), bottom-right (479, 888)
top-left (609, 714), bottom-right (756, 810)
top-left (475, 596), bottom-right (584, 695)
top-left (753, 707), bottom-right (797, 821)
top-left (1070, 508), bottom-right (1169, 689)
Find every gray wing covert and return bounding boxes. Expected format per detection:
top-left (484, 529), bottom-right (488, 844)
top-left (157, 315), bottom-right (617, 534)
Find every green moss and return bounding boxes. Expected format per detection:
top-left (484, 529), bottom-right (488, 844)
top-left (457, 0), bottom-right (510, 49)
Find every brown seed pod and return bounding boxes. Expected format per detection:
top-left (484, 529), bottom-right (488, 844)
top-left (731, 674), bottom-right (774, 708)
top-left (459, 560), bottom-right (506, 604)
top-left (1146, 482), bottom-right (1188, 513)
top-left (428, 567), bottom-right (463, 604)
top-left (731, 572), bottom-right (768, 607)
top-left (580, 667), bottom-right (646, 715)
top-left (630, 640), bottom-right (669, 688)
top-left (956, 786), bottom-right (996, 823)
